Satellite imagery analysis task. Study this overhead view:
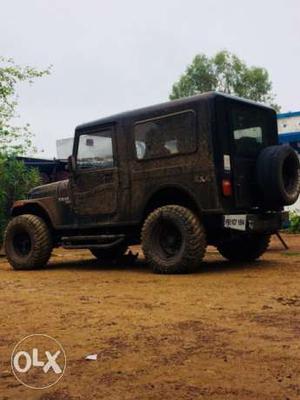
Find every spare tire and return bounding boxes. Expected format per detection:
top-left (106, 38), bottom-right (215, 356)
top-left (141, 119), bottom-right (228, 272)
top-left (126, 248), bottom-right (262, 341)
top-left (257, 145), bottom-right (300, 206)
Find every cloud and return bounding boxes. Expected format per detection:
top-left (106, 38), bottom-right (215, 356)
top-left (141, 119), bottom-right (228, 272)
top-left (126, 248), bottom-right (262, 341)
top-left (1, 0), bottom-right (299, 157)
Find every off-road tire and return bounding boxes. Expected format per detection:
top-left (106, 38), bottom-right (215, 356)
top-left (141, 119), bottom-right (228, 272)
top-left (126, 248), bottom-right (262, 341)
top-left (90, 243), bottom-right (128, 261)
top-left (257, 145), bottom-right (300, 206)
top-left (217, 233), bottom-right (271, 262)
top-left (141, 205), bottom-right (206, 274)
top-left (4, 214), bottom-right (53, 270)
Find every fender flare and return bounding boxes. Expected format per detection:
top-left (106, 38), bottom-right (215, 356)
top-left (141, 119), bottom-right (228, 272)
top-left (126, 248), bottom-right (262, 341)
top-left (11, 199), bottom-right (58, 228)
top-left (141, 183), bottom-right (202, 221)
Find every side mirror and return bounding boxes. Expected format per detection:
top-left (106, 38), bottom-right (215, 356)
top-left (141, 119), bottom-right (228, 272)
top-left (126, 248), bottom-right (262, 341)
top-left (67, 155), bottom-right (77, 174)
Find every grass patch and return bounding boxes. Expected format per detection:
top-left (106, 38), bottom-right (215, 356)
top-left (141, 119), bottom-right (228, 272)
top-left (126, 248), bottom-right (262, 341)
top-left (282, 251), bottom-right (300, 257)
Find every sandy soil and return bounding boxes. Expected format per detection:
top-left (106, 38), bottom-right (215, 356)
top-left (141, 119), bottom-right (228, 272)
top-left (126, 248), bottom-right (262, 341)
top-left (0, 234), bottom-right (299, 400)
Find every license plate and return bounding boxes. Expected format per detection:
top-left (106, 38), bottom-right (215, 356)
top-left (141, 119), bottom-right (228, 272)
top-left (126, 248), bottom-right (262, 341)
top-left (224, 214), bottom-right (247, 231)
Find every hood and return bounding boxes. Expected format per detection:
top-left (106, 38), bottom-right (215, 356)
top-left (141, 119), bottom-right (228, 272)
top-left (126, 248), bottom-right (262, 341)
top-left (28, 179), bottom-right (69, 199)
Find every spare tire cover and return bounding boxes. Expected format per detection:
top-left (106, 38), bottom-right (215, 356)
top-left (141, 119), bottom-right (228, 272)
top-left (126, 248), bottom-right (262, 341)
top-left (257, 145), bottom-right (300, 206)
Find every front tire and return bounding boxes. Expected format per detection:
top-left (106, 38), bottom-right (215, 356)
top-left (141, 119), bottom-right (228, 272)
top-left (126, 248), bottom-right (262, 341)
top-left (4, 214), bottom-right (53, 270)
top-left (141, 205), bottom-right (206, 274)
top-left (217, 233), bottom-right (271, 262)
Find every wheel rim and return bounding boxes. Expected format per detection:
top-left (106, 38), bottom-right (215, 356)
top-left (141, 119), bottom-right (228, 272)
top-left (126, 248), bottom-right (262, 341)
top-left (154, 218), bottom-right (183, 259)
top-left (13, 231), bottom-right (32, 257)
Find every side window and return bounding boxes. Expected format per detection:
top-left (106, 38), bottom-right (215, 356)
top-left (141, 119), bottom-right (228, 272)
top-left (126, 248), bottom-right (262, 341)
top-left (134, 111), bottom-right (196, 160)
top-left (77, 129), bottom-right (114, 169)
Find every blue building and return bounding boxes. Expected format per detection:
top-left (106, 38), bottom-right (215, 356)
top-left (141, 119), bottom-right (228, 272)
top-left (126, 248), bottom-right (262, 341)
top-left (277, 111), bottom-right (300, 154)
top-left (277, 111), bottom-right (300, 211)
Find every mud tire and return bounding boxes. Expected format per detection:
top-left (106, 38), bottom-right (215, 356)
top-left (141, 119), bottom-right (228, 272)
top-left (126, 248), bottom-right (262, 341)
top-left (141, 205), bottom-right (206, 274)
top-left (257, 145), bottom-right (300, 206)
top-left (4, 214), bottom-right (52, 270)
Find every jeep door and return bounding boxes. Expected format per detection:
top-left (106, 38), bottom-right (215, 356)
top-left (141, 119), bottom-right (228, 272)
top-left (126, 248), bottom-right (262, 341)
top-left (228, 101), bottom-right (278, 209)
top-left (70, 125), bottom-right (119, 222)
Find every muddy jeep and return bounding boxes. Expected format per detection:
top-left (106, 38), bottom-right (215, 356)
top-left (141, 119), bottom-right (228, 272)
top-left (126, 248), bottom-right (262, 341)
top-left (4, 92), bottom-right (300, 273)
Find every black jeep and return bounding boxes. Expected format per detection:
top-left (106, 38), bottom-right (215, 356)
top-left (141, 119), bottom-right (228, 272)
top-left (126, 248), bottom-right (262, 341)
top-left (4, 92), bottom-right (300, 273)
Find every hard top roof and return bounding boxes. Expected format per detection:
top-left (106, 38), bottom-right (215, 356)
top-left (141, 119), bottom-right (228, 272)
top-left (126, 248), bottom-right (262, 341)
top-left (75, 91), bottom-right (274, 132)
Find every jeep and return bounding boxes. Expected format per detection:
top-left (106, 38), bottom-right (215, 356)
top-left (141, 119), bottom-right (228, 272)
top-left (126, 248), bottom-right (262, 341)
top-left (4, 92), bottom-right (300, 273)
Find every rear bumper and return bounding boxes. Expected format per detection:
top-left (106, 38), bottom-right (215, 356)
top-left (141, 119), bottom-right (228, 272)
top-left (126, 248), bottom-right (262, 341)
top-left (223, 211), bottom-right (289, 233)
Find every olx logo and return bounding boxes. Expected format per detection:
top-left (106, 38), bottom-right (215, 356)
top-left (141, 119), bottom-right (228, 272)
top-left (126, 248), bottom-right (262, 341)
top-left (11, 334), bottom-right (66, 389)
top-left (13, 348), bottom-right (62, 374)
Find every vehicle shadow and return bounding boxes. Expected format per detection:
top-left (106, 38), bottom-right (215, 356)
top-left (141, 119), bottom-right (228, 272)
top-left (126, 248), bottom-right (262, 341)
top-left (198, 258), bottom-right (281, 274)
top-left (47, 255), bottom-right (281, 275)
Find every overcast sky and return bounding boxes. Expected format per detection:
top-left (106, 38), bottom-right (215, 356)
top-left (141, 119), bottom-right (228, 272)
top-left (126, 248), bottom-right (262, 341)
top-left (1, 0), bottom-right (299, 158)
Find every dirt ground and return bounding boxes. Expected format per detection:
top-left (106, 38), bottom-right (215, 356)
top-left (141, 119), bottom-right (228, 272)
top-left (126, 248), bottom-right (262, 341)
top-left (0, 233), bottom-right (299, 400)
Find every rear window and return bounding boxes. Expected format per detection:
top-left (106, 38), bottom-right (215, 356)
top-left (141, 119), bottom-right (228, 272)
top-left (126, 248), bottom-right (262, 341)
top-left (134, 110), bottom-right (196, 160)
top-left (232, 105), bottom-right (266, 157)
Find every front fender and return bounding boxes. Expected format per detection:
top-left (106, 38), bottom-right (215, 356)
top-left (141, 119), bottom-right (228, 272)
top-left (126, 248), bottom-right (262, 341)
top-left (11, 198), bottom-right (60, 228)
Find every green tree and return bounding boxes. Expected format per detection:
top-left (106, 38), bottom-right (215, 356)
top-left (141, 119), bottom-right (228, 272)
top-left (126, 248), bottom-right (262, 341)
top-left (0, 158), bottom-right (41, 242)
top-left (0, 57), bottom-right (50, 242)
top-left (170, 50), bottom-right (280, 111)
top-left (0, 56), bottom-right (50, 154)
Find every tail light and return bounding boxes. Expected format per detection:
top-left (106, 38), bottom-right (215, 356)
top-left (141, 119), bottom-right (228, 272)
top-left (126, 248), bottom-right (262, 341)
top-left (222, 179), bottom-right (232, 197)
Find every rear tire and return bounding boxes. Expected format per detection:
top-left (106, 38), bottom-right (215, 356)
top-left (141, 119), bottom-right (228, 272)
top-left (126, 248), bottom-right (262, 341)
top-left (4, 214), bottom-right (53, 270)
top-left (257, 145), bottom-right (300, 206)
top-left (90, 243), bottom-right (128, 261)
top-left (217, 233), bottom-right (271, 262)
top-left (141, 205), bottom-right (206, 274)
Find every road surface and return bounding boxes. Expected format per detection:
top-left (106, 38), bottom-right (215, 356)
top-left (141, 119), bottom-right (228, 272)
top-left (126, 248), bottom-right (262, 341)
top-left (0, 234), bottom-right (299, 399)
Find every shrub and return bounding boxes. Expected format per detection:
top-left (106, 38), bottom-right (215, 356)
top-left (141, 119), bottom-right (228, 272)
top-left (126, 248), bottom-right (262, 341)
top-left (287, 211), bottom-right (300, 233)
top-left (0, 156), bottom-right (41, 243)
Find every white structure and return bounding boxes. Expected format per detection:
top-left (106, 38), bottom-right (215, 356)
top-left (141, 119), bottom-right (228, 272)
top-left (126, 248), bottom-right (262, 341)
top-left (277, 111), bottom-right (300, 212)
top-left (277, 111), bottom-right (300, 135)
top-left (56, 138), bottom-right (74, 160)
